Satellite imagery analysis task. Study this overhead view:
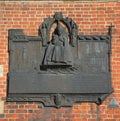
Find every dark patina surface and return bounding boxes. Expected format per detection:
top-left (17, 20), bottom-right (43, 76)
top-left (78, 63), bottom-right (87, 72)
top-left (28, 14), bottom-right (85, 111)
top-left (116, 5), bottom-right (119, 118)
top-left (7, 12), bottom-right (113, 108)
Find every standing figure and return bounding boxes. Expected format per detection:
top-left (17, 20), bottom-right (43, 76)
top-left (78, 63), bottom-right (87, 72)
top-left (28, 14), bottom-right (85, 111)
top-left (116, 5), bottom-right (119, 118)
top-left (70, 20), bottom-right (77, 46)
top-left (40, 23), bottom-right (48, 46)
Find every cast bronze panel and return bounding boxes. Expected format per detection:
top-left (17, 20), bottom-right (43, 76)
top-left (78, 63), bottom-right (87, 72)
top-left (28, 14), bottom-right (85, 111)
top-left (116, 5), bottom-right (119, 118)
top-left (7, 12), bottom-right (113, 108)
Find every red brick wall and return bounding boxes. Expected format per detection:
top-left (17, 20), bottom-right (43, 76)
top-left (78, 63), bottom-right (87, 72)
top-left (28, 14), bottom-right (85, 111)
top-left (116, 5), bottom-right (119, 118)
top-left (0, 1), bottom-right (120, 121)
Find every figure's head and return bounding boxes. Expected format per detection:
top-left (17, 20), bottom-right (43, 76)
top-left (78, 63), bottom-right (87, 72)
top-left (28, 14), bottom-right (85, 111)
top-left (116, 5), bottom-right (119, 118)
top-left (55, 23), bottom-right (65, 36)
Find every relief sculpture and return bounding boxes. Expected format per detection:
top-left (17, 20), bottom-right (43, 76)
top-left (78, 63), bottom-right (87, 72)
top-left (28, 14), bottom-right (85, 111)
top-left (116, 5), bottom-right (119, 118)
top-left (7, 12), bottom-right (113, 108)
top-left (42, 23), bottom-right (73, 67)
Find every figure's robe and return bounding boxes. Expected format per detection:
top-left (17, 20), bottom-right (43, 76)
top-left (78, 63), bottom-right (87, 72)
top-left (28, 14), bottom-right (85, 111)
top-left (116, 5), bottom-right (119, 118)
top-left (43, 35), bottom-right (73, 66)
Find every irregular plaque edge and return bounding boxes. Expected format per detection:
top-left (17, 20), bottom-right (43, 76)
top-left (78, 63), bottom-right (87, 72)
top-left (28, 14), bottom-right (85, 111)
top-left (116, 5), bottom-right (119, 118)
top-left (7, 92), bottom-right (113, 108)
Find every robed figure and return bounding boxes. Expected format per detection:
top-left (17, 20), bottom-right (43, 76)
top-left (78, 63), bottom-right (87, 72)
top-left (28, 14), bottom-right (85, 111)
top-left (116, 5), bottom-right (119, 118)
top-left (42, 23), bottom-right (73, 67)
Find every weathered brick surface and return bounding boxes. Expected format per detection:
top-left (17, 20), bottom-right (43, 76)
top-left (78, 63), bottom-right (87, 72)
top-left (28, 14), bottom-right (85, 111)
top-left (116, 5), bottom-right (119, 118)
top-left (0, 1), bottom-right (120, 121)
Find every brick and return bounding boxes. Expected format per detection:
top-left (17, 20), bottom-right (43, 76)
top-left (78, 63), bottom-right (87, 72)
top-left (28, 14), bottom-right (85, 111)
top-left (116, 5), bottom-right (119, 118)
top-left (0, 120), bottom-right (7, 121)
top-left (9, 110), bottom-right (14, 114)
top-left (16, 109), bottom-right (27, 113)
top-left (6, 114), bottom-right (18, 119)
top-left (0, 1), bottom-right (120, 121)
top-left (0, 114), bottom-right (4, 118)
top-left (25, 114), bottom-right (33, 118)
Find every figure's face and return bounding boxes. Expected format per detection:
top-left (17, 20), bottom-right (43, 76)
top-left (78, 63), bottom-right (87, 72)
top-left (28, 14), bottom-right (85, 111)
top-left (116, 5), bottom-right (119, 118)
top-left (42, 24), bottom-right (45, 27)
top-left (58, 30), bottom-right (62, 35)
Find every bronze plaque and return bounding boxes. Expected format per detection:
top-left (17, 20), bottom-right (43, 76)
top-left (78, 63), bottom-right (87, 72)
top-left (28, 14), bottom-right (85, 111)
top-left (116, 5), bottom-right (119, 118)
top-left (7, 12), bottom-right (113, 108)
